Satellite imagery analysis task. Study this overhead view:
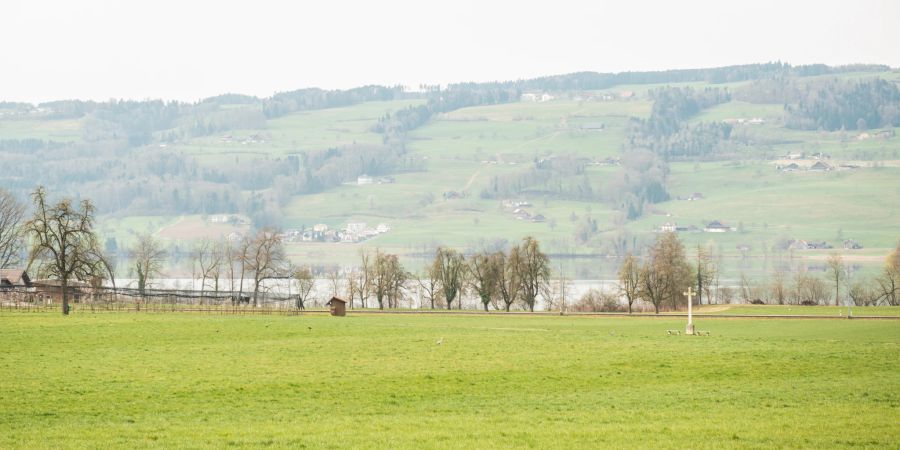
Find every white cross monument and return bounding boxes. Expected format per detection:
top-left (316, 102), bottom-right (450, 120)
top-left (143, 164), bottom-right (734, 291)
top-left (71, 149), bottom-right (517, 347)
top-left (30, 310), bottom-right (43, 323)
top-left (684, 287), bottom-right (695, 335)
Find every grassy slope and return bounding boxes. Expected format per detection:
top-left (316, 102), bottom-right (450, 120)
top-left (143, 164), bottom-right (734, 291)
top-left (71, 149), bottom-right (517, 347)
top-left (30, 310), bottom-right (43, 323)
top-left (1, 313), bottom-right (897, 448)
top-left (0, 117), bottom-right (84, 141)
top-left (636, 162), bottom-right (900, 249)
top-left (180, 100), bottom-right (425, 163)
top-left (10, 78), bottom-right (889, 272)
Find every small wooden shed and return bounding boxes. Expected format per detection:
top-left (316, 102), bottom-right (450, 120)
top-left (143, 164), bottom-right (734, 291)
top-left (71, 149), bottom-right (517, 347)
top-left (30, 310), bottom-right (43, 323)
top-left (326, 297), bottom-right (347, 316)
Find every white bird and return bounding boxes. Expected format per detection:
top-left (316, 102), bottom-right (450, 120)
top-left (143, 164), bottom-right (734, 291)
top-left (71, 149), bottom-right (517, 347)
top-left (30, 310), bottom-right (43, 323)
top-left (436, 337), bottom-right (443, 345)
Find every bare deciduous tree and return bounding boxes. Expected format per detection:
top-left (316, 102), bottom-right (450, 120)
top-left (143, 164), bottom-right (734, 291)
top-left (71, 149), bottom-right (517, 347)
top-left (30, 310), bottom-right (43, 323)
top-left (326, 267), bottom-right (342, 298)
top-left (434, 247), bottom-right (465, 310)
top-left (770, 270), bottom-right (788, 305)
top-left (414, 262), bottom-right (442, 309)
top-left (0, 188), bottom-right (26, 269)
top-left (848, 279), bottom-right (879, 306)
top-left (130, 233), bottom-right (167, 296)
top-left (354, 248), bottom-right (373, 308)
top-left (875, 242), bottom-right (900, 306)
top-left (497, 247), bottom-right (522, 312)
top-left (370, 250), bottom-right (405, 309)
top-left (292, 266), bottom-right (316, 310)
top-left (618, 252), bottom-right (640, 314)
top-left (207, 241), bottom-right (225, 295)
top-left (244, 228), bottom-right (286, 307)
top-left (468, 251), bottom-right (501, 311)
top-left (24, 187), bottom-right (112, 315)
top-left (191, 239), bottom-right (218, 300)
top-left (791, 271), bottom-right (829, 305)
top-left (518, 237), bottom-right (550, 312)
top-left (695, 244), bottom-right (716, 305)
top-left (826, 252), bottom-right (846, 306)
top-left (639, 233), bottom-right (692, 313)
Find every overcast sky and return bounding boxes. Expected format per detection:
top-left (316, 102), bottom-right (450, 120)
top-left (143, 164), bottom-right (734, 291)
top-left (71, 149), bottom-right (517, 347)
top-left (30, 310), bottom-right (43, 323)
top-left (2, 0), bottom-right (898, 103)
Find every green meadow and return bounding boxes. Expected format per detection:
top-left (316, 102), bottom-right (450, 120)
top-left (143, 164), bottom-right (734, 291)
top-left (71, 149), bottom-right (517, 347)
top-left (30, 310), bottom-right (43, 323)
top-left (1, 313), bottom-right (898, 448)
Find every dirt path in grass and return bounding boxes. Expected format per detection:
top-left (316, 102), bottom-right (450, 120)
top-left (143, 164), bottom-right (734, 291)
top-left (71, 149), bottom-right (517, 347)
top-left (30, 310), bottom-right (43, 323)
top-left (694, 305), bottom-right (733, 313)
top-left (463, 170), bottom-right (480, 191)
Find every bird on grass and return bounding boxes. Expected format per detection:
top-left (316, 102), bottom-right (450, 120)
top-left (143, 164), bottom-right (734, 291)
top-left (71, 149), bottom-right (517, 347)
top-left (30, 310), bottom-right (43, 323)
top-left (436, 337), bottom-right (443, 345)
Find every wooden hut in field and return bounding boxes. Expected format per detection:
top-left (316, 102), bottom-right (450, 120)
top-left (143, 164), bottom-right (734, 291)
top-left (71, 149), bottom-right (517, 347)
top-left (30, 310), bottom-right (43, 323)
top-left (326, 297), bottom-right (347, 316)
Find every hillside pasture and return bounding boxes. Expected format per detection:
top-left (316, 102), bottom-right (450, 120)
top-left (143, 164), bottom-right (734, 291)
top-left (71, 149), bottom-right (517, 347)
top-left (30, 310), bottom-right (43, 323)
top-left (156, 215), bottom-right (250, 241)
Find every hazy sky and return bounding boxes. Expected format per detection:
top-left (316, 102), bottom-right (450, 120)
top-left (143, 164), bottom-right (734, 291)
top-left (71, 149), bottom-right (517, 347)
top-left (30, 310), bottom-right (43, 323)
top-left (2, 0), bottom-right (898, 103)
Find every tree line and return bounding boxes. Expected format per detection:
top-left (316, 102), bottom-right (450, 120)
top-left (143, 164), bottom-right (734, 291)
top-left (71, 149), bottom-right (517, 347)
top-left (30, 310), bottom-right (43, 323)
top-left (3, 186), bottom-right (898, 315)
top-left (606, 233), bottom-right (900, 313)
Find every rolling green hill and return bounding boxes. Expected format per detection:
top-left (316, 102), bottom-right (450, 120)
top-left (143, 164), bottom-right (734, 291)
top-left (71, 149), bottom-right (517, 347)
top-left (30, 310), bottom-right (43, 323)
top-left (2, 65), bottom-right (898, 279)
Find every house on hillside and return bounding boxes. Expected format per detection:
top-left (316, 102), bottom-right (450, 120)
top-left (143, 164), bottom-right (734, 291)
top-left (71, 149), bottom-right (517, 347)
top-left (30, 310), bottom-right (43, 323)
top-left (596, 157), bottom-right (620, 166)
top-left (806, 241), bottom-right (833, 250)
top-left (704, 220), bottom-right (732, 233)
top-left (843, 239), bottom-right (863, 250)
top-left (0, 269), bottom-right (31, 289)
top-left (357, 174), bottom-right (374, 185)
top-left (808, 161), bottom-right (833, 172)
top-left (659, 222), bottom-right (677, 233)
top-left (779, 163), bottom-right (800, 172)
top-left (513, 209), bottom-right (531, 220)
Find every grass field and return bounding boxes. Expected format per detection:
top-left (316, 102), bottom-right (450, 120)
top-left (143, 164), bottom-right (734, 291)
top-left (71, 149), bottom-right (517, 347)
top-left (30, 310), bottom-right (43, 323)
top-left (1, 313), bottom-right (898, 448)
top-left (695, 304), bottom-right (900, 316)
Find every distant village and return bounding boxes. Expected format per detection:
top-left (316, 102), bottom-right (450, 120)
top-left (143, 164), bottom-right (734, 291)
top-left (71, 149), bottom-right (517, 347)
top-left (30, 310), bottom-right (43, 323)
top-left (205, 214), bottom-right (391, 244)
top-left (281, 222), bottom-right (391, 244)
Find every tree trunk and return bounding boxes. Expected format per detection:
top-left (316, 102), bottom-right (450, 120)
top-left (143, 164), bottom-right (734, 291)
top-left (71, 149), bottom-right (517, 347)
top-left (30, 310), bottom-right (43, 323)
top-left (200, 276), bottom-right (207, 305)
top-left (61, 276), bottom-right (70, 315)
top-left (628, 301), bottom-right (633, 314)
top-left (252, 278), bottom-right (260, 307)
top-left (698, 271), bottom-right (703, 306)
